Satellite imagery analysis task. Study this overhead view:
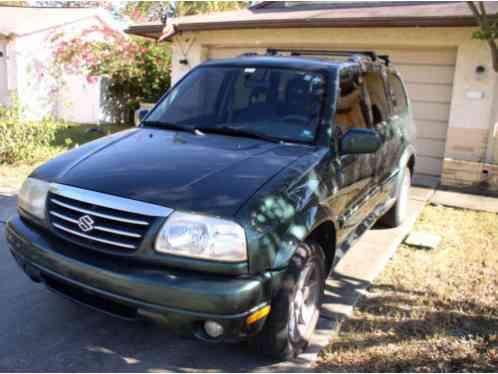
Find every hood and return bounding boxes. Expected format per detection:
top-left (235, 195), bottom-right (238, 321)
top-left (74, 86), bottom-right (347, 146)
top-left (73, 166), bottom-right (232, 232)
top-left (35, 128), bottom-right (313, 217)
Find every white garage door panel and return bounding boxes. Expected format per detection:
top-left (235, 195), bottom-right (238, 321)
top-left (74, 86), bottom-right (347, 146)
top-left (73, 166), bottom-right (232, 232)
top-left (415, 138), bottom-right (446, 159)
top-left (405, 83), bottom-right (452, 103)
top-left (397, 65), bottom-right (455, 85)
top-left (207, 46), bottom-right (456, 177)
top-left (416, 120), bottom-right (449, 140)
top-left (412, 101), bottom-right (451, 122)
top-left (209, 47), bottom-right (265, 59)
top-left (416, 156), bottom-right (444, 176)
top-left (375, 48), bottom-right (457, 66)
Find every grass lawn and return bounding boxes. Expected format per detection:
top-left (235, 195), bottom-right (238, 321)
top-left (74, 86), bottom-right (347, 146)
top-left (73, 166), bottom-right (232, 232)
top-left (318, 205), bottom-right (498, 372)
top-left (0, 123), bottom-right (128, 190)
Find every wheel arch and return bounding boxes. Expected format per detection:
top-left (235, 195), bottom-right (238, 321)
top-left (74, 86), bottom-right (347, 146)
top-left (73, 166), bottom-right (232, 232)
top-left (305, 219), bottom-right (337, 276)
top-left (407, 153), bottom-right (415, 178)
top-left (391, 146), bottom-right (416, 199)
top-left (401, 145), bottom-right (416, 176)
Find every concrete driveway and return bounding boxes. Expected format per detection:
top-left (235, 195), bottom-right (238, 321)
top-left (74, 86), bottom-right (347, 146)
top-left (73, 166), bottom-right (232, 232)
top-left (0, 187), bottom-right (432, 372)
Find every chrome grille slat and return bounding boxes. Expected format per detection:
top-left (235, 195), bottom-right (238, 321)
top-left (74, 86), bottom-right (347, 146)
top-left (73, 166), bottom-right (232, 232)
top-left (50, 198), bottom-right (150, 226)
top-left (49, 211), bottom-right (142, 239)
top-left (52, 223), bottom-right (136, 249)
top-left (49, 183), bottom-right (172, 217)
top-left (47, 184), bottom-right (171, 254)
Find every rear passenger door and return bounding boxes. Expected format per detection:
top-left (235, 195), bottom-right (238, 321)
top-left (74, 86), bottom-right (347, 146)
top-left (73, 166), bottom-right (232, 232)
top-left (385, 72), bottom-right (410, 184)
top-left (364, 69), bottom-right (399, 192)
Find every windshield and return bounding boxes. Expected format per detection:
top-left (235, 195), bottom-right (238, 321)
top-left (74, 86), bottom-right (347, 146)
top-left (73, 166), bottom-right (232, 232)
top-left (145, 66), bottom-right (327, 143)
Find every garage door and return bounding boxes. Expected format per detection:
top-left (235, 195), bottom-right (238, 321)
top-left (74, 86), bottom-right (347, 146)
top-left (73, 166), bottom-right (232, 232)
top-left (208, 47), bottom-right (456, 176)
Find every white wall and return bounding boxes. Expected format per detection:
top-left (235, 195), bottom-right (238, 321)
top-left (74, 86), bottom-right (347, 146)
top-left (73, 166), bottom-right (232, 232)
top-left (11, 16), bottom-right (110, 123)
top-left (57, 74), bottom-right (103, 124)
top-left (0, 40), bottom-right (8, 106)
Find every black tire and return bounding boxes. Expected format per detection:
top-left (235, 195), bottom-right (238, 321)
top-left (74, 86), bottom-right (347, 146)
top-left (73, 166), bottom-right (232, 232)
top-left (249, 241), bottom-right (326, 360)
top-left (380, 166), bottom-right (411, 228)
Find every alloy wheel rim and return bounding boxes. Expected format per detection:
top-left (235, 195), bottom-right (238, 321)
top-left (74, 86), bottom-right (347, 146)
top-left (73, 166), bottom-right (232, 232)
top-left (289, 261), bottom-right (321, 343)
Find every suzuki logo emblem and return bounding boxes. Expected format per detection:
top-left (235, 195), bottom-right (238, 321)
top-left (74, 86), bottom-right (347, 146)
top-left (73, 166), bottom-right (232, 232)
top-left (78, 215), bottom-right (95, 232)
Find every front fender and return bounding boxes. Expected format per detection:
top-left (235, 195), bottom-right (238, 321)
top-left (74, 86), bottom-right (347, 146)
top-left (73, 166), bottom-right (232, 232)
top-left (242, 203), bottom-right (335, 274)
top-left (272, 204), bottom-right (336, 269)
top-left (236, 148), bottom-right (339, 274)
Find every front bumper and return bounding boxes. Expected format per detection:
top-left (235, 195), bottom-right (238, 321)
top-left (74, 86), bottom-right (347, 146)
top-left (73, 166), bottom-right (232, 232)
top-left (6, 215), bottom-right (278, 341)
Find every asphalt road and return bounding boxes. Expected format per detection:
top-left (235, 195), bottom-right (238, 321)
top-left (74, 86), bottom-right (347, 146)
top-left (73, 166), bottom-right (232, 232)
top-left (0, 195), bottom-right (303, 373)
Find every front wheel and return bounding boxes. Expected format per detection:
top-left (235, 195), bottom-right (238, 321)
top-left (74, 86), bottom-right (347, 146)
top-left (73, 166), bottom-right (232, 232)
top-left (249, 242), bottom-right (326, 360)
top-left (380, 166), bottom-right (411, 228)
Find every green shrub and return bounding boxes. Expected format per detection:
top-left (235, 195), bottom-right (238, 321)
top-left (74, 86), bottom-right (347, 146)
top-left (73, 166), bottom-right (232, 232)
top-left (0, 117), bottom-right (59, 165)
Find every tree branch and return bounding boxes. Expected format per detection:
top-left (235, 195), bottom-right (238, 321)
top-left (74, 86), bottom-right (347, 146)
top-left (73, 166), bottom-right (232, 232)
top-left (478, 1), bottom-right (489, 29)
top-left (468, 1), bottom-right (498, 73)
top-left (467, 1), bottom-right (481, 22)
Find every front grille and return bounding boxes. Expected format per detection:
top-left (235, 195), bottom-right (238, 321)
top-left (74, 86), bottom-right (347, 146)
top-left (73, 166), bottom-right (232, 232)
top-left (47, 184), bottom-right (172, 254)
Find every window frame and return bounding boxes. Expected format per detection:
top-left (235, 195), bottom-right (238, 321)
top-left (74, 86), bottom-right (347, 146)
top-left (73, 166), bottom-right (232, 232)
top-left (143, 64), bottom-right (331, 146)
top-left (387, 71), bottom-right (409, 117)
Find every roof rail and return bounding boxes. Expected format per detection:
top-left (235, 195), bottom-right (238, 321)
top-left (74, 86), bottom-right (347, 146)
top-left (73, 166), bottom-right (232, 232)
top-left (239, 52), bottom-right (259, 57)
top-left (378, 54), bottom-right (390, 66)
top-left (266, 48), bottom-right (383, 63)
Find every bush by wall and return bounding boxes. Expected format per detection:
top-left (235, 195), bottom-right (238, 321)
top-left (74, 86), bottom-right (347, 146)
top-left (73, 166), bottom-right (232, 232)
top-left (0, 100), bottom-right (59, 165)
top-left (50, 27), bottom-right (171, 124)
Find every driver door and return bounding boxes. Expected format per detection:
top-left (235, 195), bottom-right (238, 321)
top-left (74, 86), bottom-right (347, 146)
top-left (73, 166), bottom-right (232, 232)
top-left (330, 67), bottom-right (384, 244)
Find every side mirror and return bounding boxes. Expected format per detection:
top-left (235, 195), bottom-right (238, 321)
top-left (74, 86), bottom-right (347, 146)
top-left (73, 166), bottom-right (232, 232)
top-left (138, 109), bottom-right (149, 122)
top-left (340, 128), bottom-right (382, 155)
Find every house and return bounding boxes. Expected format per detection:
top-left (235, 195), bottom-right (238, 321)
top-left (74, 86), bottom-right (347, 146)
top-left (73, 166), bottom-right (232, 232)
top-left (126, 1), bottom-right (498, 192)
top-left (0, 5), bottom-right (123, 123)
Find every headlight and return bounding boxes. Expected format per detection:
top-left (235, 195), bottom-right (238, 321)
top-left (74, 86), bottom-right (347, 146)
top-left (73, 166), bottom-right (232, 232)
top-left (155, 212), bottom-right (247, 262)
top-left (18, 177), bottom-right (50, 220)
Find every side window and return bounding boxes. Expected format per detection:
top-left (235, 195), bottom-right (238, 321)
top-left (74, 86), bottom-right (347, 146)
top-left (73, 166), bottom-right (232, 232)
top-left (334, 69), bottom-right (371, 136)
top-left (388, 73), bottom-right (408, 115)
top-left (364, 71), bottom-right (389, 126)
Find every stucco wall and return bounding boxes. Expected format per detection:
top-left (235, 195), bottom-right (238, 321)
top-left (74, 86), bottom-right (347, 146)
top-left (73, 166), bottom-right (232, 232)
top-left (9, 16), bottom-right (110, 123)
top-left (170, 26), bottom-right (498, 186)
top-left (0, 39), bottom-right (7, 106)
top-left (445, 38), bottom-right (498, 164)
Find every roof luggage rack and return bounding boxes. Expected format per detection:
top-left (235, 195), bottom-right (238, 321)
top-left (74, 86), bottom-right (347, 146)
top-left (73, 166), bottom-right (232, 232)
top-left (239, 52), bottom-right (259, 57)
top-left (378, 54), bottom-right (390, 66)
top-left (266, 48), bottom-right (388, 64)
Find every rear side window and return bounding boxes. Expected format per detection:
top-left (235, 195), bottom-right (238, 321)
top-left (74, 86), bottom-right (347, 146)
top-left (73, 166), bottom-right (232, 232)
top-left (388, 73), bottom-right (408, 115)
top-left (364, 71), bottom-right (389, 126)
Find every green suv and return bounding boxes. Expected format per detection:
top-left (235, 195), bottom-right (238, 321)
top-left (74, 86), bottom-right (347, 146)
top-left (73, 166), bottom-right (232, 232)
top-left (6, 49), bottom-right (415, 359)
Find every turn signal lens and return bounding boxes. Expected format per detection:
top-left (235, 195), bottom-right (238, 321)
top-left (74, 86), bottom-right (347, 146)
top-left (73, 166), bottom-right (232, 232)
top-left (246, 305), bottom-right (271, 325)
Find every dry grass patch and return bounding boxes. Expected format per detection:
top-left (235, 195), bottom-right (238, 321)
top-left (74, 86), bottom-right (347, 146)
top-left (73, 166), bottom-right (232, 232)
top-left (318, 206), bottom-right (498, 372)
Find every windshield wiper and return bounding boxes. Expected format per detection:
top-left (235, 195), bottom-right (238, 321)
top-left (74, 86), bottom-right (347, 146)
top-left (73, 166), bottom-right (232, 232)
top-left (142, 121), bottom-right (200, 135)
top-left (195, 126), bottom-right (281, 144)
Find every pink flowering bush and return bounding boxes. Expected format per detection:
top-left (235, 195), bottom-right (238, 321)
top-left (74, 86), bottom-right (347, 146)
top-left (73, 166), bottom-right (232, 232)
top-left (50, 26), bottom-right (171, 123)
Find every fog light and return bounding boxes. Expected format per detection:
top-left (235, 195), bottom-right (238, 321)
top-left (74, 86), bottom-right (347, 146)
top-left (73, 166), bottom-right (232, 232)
top-left (204, 320), bottom-right (224, 338)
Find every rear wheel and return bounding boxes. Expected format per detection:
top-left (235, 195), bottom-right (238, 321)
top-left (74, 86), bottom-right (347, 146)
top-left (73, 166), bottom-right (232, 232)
top-left (380, 166), bottom-right (411, 228)
top-left (249, 242), bottom-right (326, 360)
